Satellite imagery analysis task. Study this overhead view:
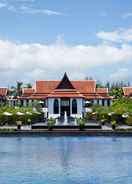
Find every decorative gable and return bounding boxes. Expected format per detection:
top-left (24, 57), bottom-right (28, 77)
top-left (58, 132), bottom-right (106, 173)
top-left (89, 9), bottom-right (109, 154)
top-left (56, 73), bottom-right (75, 89)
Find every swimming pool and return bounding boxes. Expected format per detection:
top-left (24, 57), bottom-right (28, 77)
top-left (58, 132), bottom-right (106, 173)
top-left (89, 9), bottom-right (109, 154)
top-left (0, 136), bottom-right (132, 184)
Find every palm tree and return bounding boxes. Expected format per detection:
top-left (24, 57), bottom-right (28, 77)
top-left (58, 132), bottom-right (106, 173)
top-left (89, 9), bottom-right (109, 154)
top-left (16, 81), bottom-right (23, 96)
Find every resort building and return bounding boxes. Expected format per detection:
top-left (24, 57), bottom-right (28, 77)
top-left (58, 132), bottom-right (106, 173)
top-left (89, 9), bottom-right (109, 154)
top-left (123, 87), bottom-right (132, 98)
top-left (18, 73), bottom-right (112, 118)
top-left (0, 87), bottom-right (8, 105)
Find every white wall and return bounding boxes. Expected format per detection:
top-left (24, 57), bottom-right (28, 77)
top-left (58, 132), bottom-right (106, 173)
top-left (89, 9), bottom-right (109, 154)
top-left (70, 98), bottom-right (83, 118)
top-left (48, 98), bottom-right (60, 118)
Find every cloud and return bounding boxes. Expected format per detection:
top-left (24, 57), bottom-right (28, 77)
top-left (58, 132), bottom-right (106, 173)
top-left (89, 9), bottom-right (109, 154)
top-left (122, 13), bottom-right (132, 19)
top-left (110, 68), bottom-right (130, 81)
top-left (0, 38), bottom-right (132, 85)
top-left (0, 1), bottom-right (63, 16)
top-left (18, 6), bottom-right (62, 15)
top-left (97, 28), bottom-right (132, 43)
top-left (0, 2), bottom-right (6, 8)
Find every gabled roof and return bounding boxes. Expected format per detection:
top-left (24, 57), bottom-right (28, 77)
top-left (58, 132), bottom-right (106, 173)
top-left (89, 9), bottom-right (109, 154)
top-left (35, 80), bottom-right (96, 94)
top-left (48, 89), bottom-right (84, 98)
top-left (0, 88), bottom-right (8, 96)
top-left (22, 88), bottom-right (34, 97)
top-left (24, 73), bottom-right (111, 100)
top-left (56, 72), bottom-right (75, 89)
top-left (123, 87), bottom-right (132, 96)
top-left (36, 80), bottom-right (59, 94)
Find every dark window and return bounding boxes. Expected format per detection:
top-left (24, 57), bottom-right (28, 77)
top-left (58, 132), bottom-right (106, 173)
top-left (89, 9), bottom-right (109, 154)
top-left (54, 99), bottom-right (59, 114)
top-left (102, 99), bottom-right (105, 106)
top-left (72, 99), bottom-right (77, 114)
top-left (107, 99), bottom-right (110, 106)
top-left (26, 99), bottom-right (29, 106)
top-left (20, 100), bottom-right (23, 106)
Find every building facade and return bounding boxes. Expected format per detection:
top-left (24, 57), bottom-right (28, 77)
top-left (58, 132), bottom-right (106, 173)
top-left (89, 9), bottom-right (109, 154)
top-left (123, 87), bottom-right (132, 98)
top-left (18, 73), bottom-right (112, 118)
top-left (0, 88), bottom-right (8, 105)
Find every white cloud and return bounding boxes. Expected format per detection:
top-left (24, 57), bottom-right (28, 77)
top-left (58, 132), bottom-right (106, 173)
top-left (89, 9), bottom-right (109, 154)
top-left (97, 28), bottom-right (132, 43)
top-left (110, 68), bottom-right (130, 81)
top-left (0, 38), bottom-right (132, 85)
top-left (122, 13), bottom-right (132, 19)
top-left (0, 2), bottom-right (63, 16)
top-left (18, 6), bottom-right (62, 15)
top-left (0, 2), bottom-right (6, 8)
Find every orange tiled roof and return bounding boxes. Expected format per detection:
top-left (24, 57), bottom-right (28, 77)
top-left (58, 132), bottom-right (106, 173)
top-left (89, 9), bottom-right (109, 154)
top-left (36, 81), bottom-right (59, 94)
top-left (35, 80), bottom-right (96, 94)
top-left (0, 88), bottom-right (8, 96)
top-left (123, 87), bottom-right (132, 96)
top-left (22, 88), bottom-right (34, 96)
top-left (20, 78), bottom-right (111, 100)
top-left (48, 89), bottom-right (84, 98)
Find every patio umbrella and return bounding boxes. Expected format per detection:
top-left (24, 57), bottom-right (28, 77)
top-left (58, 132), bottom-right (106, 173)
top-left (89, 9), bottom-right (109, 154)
top-left (38, 101), bottom-right (44, 104)
top-left (3, 112), bottom-right (12, 116)
top-left (26, 112), bottom-right (32, 115)
top-left (122, 113), bottom-right (129, 118)
top-left (16, 112), bottom-right (25, 116)
top-left (108, 112), bottom-right (114, 116)
top-left (3, 112), bottom-right (12, 125)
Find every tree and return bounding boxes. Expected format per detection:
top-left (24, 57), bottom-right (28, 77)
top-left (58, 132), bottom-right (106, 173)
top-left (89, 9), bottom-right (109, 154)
top-left (26, 83), bottom-right (32, 88)
top-left (109, 88), bottom-right (123, 99)
top-left (16, 81), bottom-right (23, 96)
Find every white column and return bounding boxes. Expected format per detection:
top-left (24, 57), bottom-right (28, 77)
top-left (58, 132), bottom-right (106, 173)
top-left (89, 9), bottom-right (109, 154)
top-left (104, 100), bottom-right (107, 106)
top-left (94, 99), bottom-right (97, 104)
top-left (23, 100), bottom-right (27, 107)
top-left (99, 99), bottom-right (102, 105)
top-left (70, 98), bottom-right (72, 115)
top-left (59, 98), bottom-right (61, 115)
top-left (29, 100), bottom-right (32, 107)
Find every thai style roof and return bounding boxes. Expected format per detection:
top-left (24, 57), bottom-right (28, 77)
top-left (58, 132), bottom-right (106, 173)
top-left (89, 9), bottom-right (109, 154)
top-left (56, 72), bottom-right (75, 89)
top-left (0, 88), bottom-right (8, 96)
top-left (19, 73), bottom-right (111, 100)
top-left (123, 87), bottom-right (132, 97)
top-left (22, 88), bottom-right (34, 96)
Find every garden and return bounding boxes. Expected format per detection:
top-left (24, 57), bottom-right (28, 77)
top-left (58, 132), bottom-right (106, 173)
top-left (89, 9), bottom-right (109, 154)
top-left (0, 106), bottom-right (43, 126)
top-left (84, 98), bottom-right (132, 129)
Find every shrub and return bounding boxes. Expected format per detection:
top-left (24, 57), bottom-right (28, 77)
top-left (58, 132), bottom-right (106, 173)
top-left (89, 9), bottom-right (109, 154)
top-left (47, 118), bottom-right (55, 130)
top-left (77, 118), bottom-right (85, 130)
top-left (84, 112), bottom-right (93, 120)
top-left (126, 116), bottom-right (132, 126)
top-left (111, 120), bottom-right (117, 130)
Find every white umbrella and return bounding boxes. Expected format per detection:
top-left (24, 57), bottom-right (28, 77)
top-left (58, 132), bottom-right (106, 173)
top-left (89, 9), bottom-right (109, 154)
top-left (26, 112), bottom-right (32, 115)
top-left (122, 113), bottom-right (129, 118)
top-left (108, 112), bottom-right (114, 116)
top-left (92, 112), bottom-right (97, 115)
top-left (38, 101), bottom-right (44, 104)
top-left (3, 112), bottom-right (12, 116)
top-left (16, 112), bottom-right (25, 116)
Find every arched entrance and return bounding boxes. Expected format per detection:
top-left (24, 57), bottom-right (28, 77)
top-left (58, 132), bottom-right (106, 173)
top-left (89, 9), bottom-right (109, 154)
top-left (60, 98), bottom-right (70, 117)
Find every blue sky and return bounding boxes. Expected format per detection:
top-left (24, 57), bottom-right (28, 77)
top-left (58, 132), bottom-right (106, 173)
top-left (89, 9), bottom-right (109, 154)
top-left (0, 0), bottom-right (132, 86)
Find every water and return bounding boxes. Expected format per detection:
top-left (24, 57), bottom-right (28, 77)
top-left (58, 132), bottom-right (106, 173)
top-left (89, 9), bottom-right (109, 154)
top-left (0, 136), bottom-right (132, 184)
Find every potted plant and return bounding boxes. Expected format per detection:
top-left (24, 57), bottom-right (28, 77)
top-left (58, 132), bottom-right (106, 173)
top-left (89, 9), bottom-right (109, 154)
top-left (16, 120), bottom-right (22, 130)
top-left (77, 118), bottom-right (85, 131)
top-left (111, 120), bottom-right (116, 130)
top-left (100, 119), bottom-right (105, 126)
top-left (47, 118), bottom-right (55, 131)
